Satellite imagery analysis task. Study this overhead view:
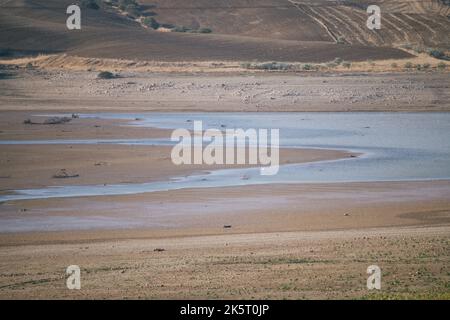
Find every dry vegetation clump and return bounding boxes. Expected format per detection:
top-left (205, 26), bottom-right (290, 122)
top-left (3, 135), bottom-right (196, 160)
top-left (79, 0), bottom-right (100, 10)
top-left (401, 44), bottom-right (450, 61)
top-left (97, 71), bottom-right (116, 79)
top-left (241, 62), bottom-right (293, 71)
top-left (53, 169), bottom-right (80, 179)
top-left (437, 62), bottom-right (447, 70)
top-left (43, 117), bottom-right (72, 125)
top-left (105, 0), bottom-right (213, 33)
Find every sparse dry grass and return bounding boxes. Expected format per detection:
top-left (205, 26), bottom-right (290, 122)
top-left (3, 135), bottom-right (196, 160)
top-left (2, 51), bottom-right (448, 74)
top-left (0, 226), bottom-right (448, 299)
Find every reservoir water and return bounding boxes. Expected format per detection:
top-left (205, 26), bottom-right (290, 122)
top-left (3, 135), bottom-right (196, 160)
top-left (1, 112), bottom-right (449, 201)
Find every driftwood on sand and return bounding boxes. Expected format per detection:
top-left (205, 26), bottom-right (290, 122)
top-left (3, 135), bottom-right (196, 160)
top-left (52, 169), bottom-right (79, 179)
top-left (24, 116), bottom-right (73, 125)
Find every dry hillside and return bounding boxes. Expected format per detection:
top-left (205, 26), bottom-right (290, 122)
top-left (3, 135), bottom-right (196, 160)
top-left (145, 0), bottom-right (450, 48)
top-left (0, 0), bottom-right (448, 62)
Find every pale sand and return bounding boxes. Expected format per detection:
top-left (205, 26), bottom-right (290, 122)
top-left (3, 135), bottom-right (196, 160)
top-left (0, 145), bottom-right (349, 190)
top-left (0, 111), bottom-right (169, 141)
top-left (1, 180), bottom-right (449, 238)
top-left (2, 53), bottom-right (449, 74)
top-left (0, 224), bottom-right (448, 299)
top-left (0, 180), bottom-right (448, 299)
top-left (1, 70), bottom-right (449, 112)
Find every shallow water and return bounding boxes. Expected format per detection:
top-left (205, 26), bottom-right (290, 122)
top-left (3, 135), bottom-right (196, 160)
top-left (1, 112), bottom-right (449, 201)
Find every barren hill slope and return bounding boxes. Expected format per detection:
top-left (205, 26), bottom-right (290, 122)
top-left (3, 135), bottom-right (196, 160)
top-left (291, 0), bottom-right (450, 47)
top-left (145, 0), bottom-right (450, 48)
top-left (139, 0), bottom-right (332, 42)
top-left (2, 0), bottom-right (448, 62)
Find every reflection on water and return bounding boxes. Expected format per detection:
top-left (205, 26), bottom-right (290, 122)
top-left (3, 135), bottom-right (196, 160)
top-left (1, 112), bottom-right (449, 201)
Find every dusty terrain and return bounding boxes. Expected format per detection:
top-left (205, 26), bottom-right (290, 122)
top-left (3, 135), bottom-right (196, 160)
top-left (146, 0), bottom-right (450, 47)
top-left (0, 0), bottom-right (449, 301)
top-left (0, 225), bottom-right (448, 299)
top-left (0, 0), bottom-right (412, 63)
top-left (2, 0), bottom-right (449, 63)
top-left (1, 180), bottom-right (449, 234)
top-left (0, 143), bottom-right (345, 189)
top-left (1, 69), bottom-right (449, 112)
top-left (0, 111), bottom-right (449, 299)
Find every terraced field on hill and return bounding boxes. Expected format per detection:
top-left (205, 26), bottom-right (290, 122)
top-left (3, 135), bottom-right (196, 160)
top-left (143, 0), bottom-right (449, 48)
top-left (289, 0), bottom-right (450, 47)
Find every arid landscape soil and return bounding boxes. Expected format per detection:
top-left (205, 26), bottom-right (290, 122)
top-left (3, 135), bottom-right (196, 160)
top-left (145, 0), bottom-right (450, 47)
top-left (0, 0), bottom-right (449, 300)
top-left (0, 108), bottom-right (449, 299)
top-left (2, 0), bottom-right (449, 61)
top-left (0, 0), bottom-right (409, 62)
top-left (0, 226), bottom-right (449, 299)
top-left (1, 69), bottom-right (449, 112)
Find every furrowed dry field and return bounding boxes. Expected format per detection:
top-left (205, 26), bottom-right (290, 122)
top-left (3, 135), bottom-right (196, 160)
top-left (2, 0), bottom-right (449, 63)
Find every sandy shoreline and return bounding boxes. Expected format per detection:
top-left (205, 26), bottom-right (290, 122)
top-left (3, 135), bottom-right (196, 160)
top-left (0, 111), bottom-right (360, 234)
top-left (2, 144), bottom-right (346, 189)
top-left (1, 179), bottom-right (449, 235)
top-left (1, 69), bottom-right (449, 112)
top-left (0, 88), bottom-right (449, 299)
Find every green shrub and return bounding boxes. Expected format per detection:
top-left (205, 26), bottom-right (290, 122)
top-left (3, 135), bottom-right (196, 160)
top-left (428, 49), bottom-right (450, 61)
top-left (241, 62), bottom-right (292, 71)
top-left (404, 62), bottom-right (413, 69)
top-left (97, 71), bottom-right (115, 79)
top-left (198, 28), bottom-right (212, 33)
top-left (118, 0), bottom-right (138, 10)
top-left (422, 63), bottom-right (430, 69)
top-left (302, 64), bottom-right (314, 71)
top-left (391, 62), bottom-right (398, 68)
top-left (80, 0), bottom-right (100, 9)
top-left (142, 17), bottom-right (160, 29)
top-left (259, 62), bottom-right (290, 70)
